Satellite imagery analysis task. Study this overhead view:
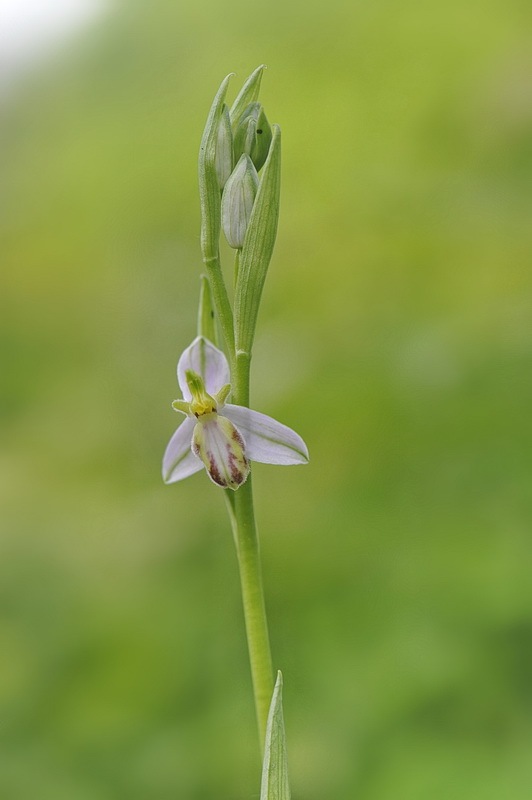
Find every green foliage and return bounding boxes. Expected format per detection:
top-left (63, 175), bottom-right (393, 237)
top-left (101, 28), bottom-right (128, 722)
top-left (260, 672), bottom-right (291, 800)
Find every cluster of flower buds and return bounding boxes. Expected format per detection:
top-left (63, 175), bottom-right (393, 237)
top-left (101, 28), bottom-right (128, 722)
top-left (213, 69), bottom-right (273, 250)
top-left (198, 67), bottom-right (282, 355)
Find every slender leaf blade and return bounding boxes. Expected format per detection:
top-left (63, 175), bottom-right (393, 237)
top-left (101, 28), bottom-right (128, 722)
top-left (260, 671), bottom-right (291, 800)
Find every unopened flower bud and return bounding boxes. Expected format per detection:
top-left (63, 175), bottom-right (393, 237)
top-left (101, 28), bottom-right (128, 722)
top-left (233, 117), bottom-right (256, 165)
top-left (221, 154), bottom-right (259, 249)
top-left (215, 105), bottom-right (233, 189)
top-left (233, 102), bottom-right (272, 172)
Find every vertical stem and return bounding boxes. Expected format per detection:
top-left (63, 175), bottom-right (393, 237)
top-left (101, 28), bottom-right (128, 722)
top-left (233, 248), bottom-right (241, 293)
top-left (228, 482), bottom-right (274, 751)
top-left (230, 347), bottom-right (274, 752)
top-left (203, 252), bottom-right (235, 360)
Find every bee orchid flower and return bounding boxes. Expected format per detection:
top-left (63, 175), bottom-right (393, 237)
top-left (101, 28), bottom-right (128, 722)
top-left (163, 336), bottom-right (309, 490)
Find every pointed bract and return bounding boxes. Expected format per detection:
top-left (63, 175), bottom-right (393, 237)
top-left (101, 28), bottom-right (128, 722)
top-left (234, 125), bottom-right (281, 354)
top-left (215, 105), bottom-right (233, 189)
top-left (198, 72), bottom-right (233, 262)
top-left (229, 64), bottom-right (266, 128)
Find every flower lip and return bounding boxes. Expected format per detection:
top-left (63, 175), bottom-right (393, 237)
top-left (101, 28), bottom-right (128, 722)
top-left (192, 414), bottom-right (250, 489)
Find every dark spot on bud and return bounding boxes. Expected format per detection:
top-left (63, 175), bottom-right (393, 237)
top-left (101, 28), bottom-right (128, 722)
top-left (257, 129), bottom-right (263, 134)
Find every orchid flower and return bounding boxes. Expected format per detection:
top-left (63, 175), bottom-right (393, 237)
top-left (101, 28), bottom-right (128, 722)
top-left (163, 336), bottom-right (309, 490)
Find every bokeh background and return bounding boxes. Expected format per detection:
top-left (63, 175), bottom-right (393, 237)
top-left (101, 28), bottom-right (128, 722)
top-left (1, 0), bottom-right (531, 797)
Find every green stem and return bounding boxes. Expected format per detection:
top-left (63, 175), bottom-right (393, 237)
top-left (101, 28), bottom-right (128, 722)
top-left (203, 251), bottom-right (235, 360)
top-left (233, 248), bottom-right (241, 294)
top-left (229, 346), bottom-right (274, 752)
top-left (232, 480), bottom-right (273, 752)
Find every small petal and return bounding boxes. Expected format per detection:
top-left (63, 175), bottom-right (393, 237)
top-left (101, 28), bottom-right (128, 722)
top-left (223, 405), bottom-right (309, 465)
top-left (192, 415), bottom-right (249, 490)
top-left (177, 336), bottom-right (230, 399)
top-left (172, 399), bottom-right (190, 415)
top-left (215, 383), bottom-right (231, 407)
top-left (162, 417), bottom-right (203, 484)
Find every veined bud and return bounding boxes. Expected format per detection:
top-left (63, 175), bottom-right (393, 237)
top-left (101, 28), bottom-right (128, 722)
top-left (233, 102), bottom-right (272, 172)
top-left (221, 154), bottom-right (259, 249)
top-left (215, 105), bottom-right (233, 189)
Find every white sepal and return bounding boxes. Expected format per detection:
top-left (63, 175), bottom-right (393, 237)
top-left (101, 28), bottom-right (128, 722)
top-left (177, 336), bottom-right (230, 400)
top-left (223, 405), bottom-right (308, 465)
top-left (162, 418), bottom-right (203, 484)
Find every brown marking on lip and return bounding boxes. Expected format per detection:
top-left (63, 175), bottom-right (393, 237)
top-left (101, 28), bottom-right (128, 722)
top-left (231, 426), bottom-right (245, 446)
top-left (226, 440), bottom-right (249, 486)
top-left (208, 454), bottom-right (226, 487)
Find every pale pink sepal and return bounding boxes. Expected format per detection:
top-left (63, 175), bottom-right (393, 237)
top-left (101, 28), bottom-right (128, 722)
top-left (177, 336), bottom-right (230, 400)
top-left (223, 405), bottom-right (309, 465)
top-left (162, 417), bottom-right (203, 484)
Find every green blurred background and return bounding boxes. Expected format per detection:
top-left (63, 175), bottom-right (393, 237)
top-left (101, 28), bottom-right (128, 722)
top-left (1, 0), bottom-right (531, 797)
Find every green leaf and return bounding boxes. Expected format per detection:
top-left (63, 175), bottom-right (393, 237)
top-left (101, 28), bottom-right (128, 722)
top-left (260, 671), bottom-right (291, 800)
top-left (229, 64), bottom-right (266, 129)
top-left (198, 73), bottom-right (233, 261)
top-left (234, 124), bottom-right (281, 354)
